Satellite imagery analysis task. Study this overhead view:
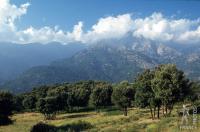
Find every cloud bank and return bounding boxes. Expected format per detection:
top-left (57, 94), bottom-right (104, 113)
top-left (1, 0), bottom-right (200, 44)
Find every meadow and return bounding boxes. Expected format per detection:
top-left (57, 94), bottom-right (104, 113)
top-left (0, 107), bottom-right (199, 132)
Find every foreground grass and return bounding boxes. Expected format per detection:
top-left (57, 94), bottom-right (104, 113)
top-left (0, 108), bottom-right (199, 132)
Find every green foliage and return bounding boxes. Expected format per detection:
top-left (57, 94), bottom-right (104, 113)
top-left (90, 84), bottom-right (113, 111)
top-left (37, 97), bottom-right (58, 120)
top-left (30, 122), bottom-right (56, 132)
top-left (152, 64), bottom-right (191, 116)
top-left (22, 95), bottom-right (37, 111)
top-left (135, 69), bottom-right (154, 108)
top-left (13, 95), bottom-right (24, 112)
top-left (135, 64), bottom-right (192, 119)
top-left (112, 81), bottom-right (135, 116)
top-left (135, 69), bottom-right (161, 119)
top-left (67, 85), bottom-right (91, 108)
top-left (30, 121), bottom-right (92, 132)
top-left (0, 91), bottom-right (13, 125)
top-left (6, 64), bottom-right (194, 121)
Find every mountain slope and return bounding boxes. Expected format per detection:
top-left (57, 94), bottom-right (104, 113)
top-left (3, 44), bottom-right (146, 92)
top-left (0, 42), bottom-right (86, 84)
top-left (2, 41), bottom-right (200, 93)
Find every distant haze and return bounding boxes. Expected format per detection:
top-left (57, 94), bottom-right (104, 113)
top-left (0, 42), bottom-right (86, 84)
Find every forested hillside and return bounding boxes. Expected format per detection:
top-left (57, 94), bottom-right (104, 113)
top-left (0, 64), bottom-right (199, 131)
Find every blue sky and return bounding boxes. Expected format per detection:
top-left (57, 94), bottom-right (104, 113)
top-left (0, 0), bottom-right (200, 44)
top-left (12, 0), bottom-right (200, 30)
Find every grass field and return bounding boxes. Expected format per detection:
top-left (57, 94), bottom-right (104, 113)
top-left (0, 108), bottom-right (199, 132)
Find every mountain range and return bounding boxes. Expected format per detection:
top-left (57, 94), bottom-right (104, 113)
top-left (0, 42), bottom-right (86, 85)
top-left (1, 38), bottom-right (200, 93)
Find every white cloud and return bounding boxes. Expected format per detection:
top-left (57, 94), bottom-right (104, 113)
top-left (0, 0), bottom-right (30, 32)
top-left (133, 12), bottom-right (200, 43)
top-left (0, 0), bottom-right (200, 44)
top-left (67, 21), bottom-right (83, 42)
top-left (83, 14), bottom-right (134, 43)
top-left (17, 26), bottom-right (68, 44)
top-left (177, 26), bottom-right (200, 43)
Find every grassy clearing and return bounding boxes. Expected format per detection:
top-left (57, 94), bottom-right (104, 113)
top-left (0, 108), bottom-right (199, 132)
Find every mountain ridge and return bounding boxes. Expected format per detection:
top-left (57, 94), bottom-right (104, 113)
top-left (2, 40), bottom-right (200, 93)
top-left (0, 42), bottom-right (86, 84)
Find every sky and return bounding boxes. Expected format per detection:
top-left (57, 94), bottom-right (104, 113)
top-left (1, 0), bottom-right (200, 44)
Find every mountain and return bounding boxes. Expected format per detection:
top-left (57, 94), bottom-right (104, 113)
top-left (0, 42), bottom-right (86, 84)
top-left (2, 39), bottom-right (200, 93)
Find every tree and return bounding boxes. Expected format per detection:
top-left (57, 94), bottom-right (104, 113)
top-left (112, 81), bottom-right (135, 116)
top-left (0, 91), bottom-right (13, 125)
top-left (73, 87), bottom-right (91, 107)
top-left (151, 64), bottom-right (191, 117)
top-left (135, 69), bottom-right (162, 119)
top-left (135, 69), bottom-right (156, 119)
top-left (37, 97), bottom-right (58, 120)
top-left (23, 95), bottom-right (37, 111)
top-left (67, 85), bottom-right (91, 110)
top-left (47, 88), bottom-right (69, 111)
top-left (13, 95), bottom-right (24, 112)
top-left (56, 92), bottom-right (68, 111)
top-left (90, 84), bottom-right (113, 112)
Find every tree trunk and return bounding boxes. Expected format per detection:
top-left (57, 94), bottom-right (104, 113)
top-left (150, 106), bottom-right (154, 120)
top-left (165, 106), bottom-right (168, 116)
top-left (153, 107), bottom-right (156, 118)
top-left (124, 107), bottom-right (128, 116)
top-left (162, 104), bottom-right (165, 117)
top-left (168, 105), bottom-right (173, 116)
top-left (157, 106), bottom-right (160, 119)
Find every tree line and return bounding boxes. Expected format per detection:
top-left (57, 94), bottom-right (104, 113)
top-left (0, 64), bottom-right (199, 125)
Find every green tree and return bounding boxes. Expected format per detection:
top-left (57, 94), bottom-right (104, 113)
top-left (22, 95), bottom-right (37, 111)
top-left (46, 87), bottom-right (69, 111)
top-left (135, 69), bottom-right (159, 119)
top-left (112, 81), bottom-right (135, 116)
top-left (37, 97), bottom-right (58, 120)
top-left (90, 84), bottom-right (113, 112)
top-left (0, 91), bottom-right (13, 125)
top-left (13, 95), bottom-right (24, 112)
top-left (67, 85), bottom-right (91, 111)
top-left (151, 64), bottom-right (191, 117)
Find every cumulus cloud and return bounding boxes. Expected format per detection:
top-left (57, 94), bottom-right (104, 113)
top-left (177, 26), bottom-right (200, 43)
top-left (83, 14), bottom-right (134, 43)
top-left (133, 12), bottom-right (200, 43)
top-left (0, 0), bottom-right (29, 31)
top-left (0, 0), bottom-right (200, 44)
top-left (67, 22), bottom-right (84, 42)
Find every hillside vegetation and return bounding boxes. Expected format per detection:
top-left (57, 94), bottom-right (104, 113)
top-left (0, 64), bottom-right (199, 132)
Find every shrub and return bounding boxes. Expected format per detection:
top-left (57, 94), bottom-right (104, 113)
top-left (30, 122), bottom-right (56, 132)
top-left (0, 91), bottom-right (13, 125)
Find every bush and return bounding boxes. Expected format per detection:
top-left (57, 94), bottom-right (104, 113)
top-left (0, 115), bottom-right (12, 125)
top-left (0, 91), bottom-right (13, 125)
top-left (30, 122), bottom-right (56, 132)
top-left (30, 121), bottom-right (92, 132)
